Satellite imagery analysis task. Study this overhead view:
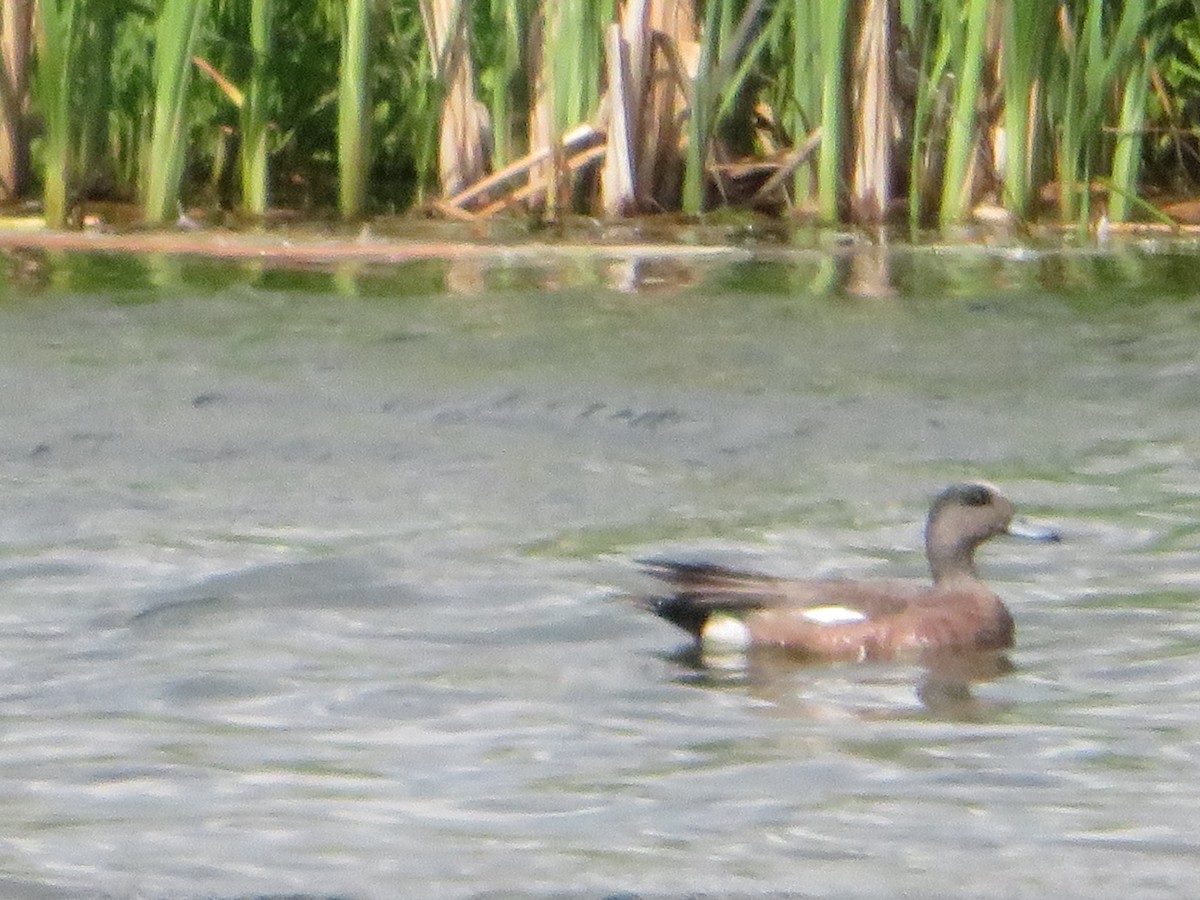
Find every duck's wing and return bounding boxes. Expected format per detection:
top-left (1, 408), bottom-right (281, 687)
top-left (638, 559), bottom-right (786, 598)
top-left (635, 560), bottom-right (784, 636)
top-left (636, 559), bottom-right (916, 636)
top-left (770, 577), bottom-right (923, 619)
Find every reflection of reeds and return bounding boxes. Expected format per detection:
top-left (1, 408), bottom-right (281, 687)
top-left (4, 1), bottom-right (1192, 229)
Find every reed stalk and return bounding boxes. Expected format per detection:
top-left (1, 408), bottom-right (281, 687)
top-left (1102, 1), bottom-right (1158, 225)
top-left (816, 0), bottom-right (850, 222)
top-left (850, 0), bottom-right (894, 225)
top-left (787, 0), bottom-right (821, 207)
top-left (338, 0), bottom-right (371, 219)
top-left (681, 0), bottom-right (775, 210)
top-left (612, 0), bottom-right (648, 213)
top-left (527, 0), bottom-right (556, 210)
top-left (553, 4), bottom-right (597, 130)
top-left (144, 0), bottom-right (212, 224)
top-left (0, 0), bottom-right (33, 199)
top-left (34, 0), bottom-right (79, 227)
top-left (602, 23), bottom-right (635, 215)
top-left (75, 5), bottom-right (126, 203)
top-left (386, 2), bottom-right (439, 202)
top-left (241, 0), bottom-right (273, 215)
top-left (602, 0), bottom-right (649, 215)
top-left (484, 0), bottom-right (522, 168)
top-left (423, 0), bottom-right (489, 199)
top-left (1000, 3), bottom-right (1054, 220)
top-left (1056, 2), bottom-right (1091, 223)
top-left (713, 0), bottom-right (779, 128)
top-left (681, 0), bottom-right (721, 214)
top-left (906, 3), bottom-right (953, 230)
top-left (635, 0), bottom-right (695, 212)
top-left (527, 0), bottom-right (608, 212)
top-left (14, 0), bottom-right (1200, 229)
top-left (938, 0), bottom-right (988, 226)
top-left (1056, 0), bottom-right (1152, 225)
top-left (1108, 40), bottom-right (1154, 223)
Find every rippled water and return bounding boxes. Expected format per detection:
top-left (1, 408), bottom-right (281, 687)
top-left (1, 239), bottom-right (1200, 898)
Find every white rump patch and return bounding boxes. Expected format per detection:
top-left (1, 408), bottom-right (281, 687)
top-left (800, 606), bottom-right (869, 626)
top-left (701, 613), bottom-right (752, 653)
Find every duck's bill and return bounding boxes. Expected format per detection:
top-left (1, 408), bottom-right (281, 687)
top-left (1007, 519), bottom-right (1062, 542)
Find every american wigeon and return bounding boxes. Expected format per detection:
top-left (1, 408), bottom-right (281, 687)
top-left (637, 482), bottom-right (1059, 662)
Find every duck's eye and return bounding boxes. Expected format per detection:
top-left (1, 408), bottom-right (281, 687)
top-left (960, 484), bottom-right (992, 506)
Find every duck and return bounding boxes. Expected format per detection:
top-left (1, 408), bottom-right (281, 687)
top-left (636, 482), bottom-right (1059, 662)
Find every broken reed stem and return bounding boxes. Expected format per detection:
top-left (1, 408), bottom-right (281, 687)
top-left (602, 23), bottom-right (636, 215)
top-left (445, 122), bottom-right (603, 210)
top-left (850, 0), bottom-right (893, 224)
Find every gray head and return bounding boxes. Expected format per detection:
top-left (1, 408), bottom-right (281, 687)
top-left (923, 482), bottom-right (1056, 583)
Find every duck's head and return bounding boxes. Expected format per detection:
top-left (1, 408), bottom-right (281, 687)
top-left (925, 482), bottom-right (1059, 583)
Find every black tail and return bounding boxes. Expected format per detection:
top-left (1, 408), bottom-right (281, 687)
top-left (631, 592), bottom-right (712, 637)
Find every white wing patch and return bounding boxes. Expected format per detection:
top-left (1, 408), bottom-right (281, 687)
top-left (701, 612), bottom-right (752, 652)
top-left (800, 606), bottom-right (869, 626)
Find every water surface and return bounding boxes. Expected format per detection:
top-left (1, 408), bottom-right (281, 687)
top-left (1, 239), bottom-right (1199, 898)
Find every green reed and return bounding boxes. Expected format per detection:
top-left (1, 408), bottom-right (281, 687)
top-left (1000, 3), bottom-right (1055, 221)
top-left (75, 8), bottom-right (122, 196)
top-left (7, 0), bottom-right (1198, 230)
top-left (557, 3), bottom-right (605, 132)
top-left (1054, 0), bottom-right (1156, 226)
top-left (1102, 2), bottom-right (1182, 224)
top-left (905, 1), bottom-right (946, 230)
top-left (144, 0), bottom-right (211, 224)
top-left (480, 0), bottom-right (525, 169)
top-left (938, 0), bottom-right (989, 226)
top-left (241, 0), bottom-right (274, 215)
top-left (382, 3), bottom-right (438, 203)
top-left (815, 0), bottom-right (850, 222)
top-left (785, 0), bottom-right (820, 207)
top-left (34, 0), bottom-right (79, 227)
top-left (338, 0), bottom-right (371, 219)
top-left (528, 0), bottom-right (609, 216)
top-left (714, 0), bottom-right (787, 144)
top-left (682, 0), bottom-right (722, 215)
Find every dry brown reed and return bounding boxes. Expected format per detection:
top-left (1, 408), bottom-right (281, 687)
top-left (0, 0), bottom-right (32, 199)
top-left (421, 0), bottom-right (490, 197)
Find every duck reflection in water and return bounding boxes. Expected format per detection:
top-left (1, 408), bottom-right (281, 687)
top-left (634, 482), bottom-right (1060, 717)
top-left (665, 643), bottom-right (1016, 720)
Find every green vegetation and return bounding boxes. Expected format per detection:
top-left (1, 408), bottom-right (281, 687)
top-left (145, 0), bottom-right (212, 225)
top-left (32, 0), bottom-right (76, 228)
top-left (337, 0), bottom-right (371, 219)
top-left (5, 0), bottom-right (1200, 231)
top-left (241, 0), bottom-right (274, 216)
